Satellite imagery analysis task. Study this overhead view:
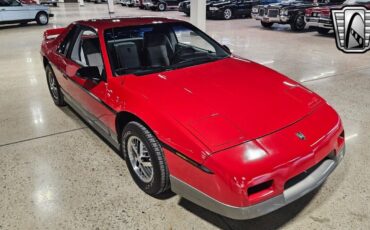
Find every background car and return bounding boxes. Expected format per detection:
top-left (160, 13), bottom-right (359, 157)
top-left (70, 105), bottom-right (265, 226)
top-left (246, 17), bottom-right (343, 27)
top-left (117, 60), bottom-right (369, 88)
top-left (0, 0), bottom-right (52, 25)
top-left (180, 0), bottom-right (280, 17)
top-left (305, 0), bottom-right (370, 35)
top-left (143, 0), bottom-right (185, 11)
top-left (179, 0), bottom-right (217, 16)
top-left (121, 0), bottom-right (140, 6)
top-left (207, 0), bottom-right (262, 20)
top-left (252, 0), bottom-right (345, 31)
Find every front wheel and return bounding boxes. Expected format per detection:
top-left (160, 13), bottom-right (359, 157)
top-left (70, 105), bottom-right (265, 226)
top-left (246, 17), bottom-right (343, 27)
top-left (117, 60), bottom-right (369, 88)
top-left (45, 65), bottom-right (66, 106)
top-left (157, 2), bottom-right (166, 11)
top-left (122, 122), bottom-right (170, 195)
top-left (36, 12), bottom-right (48, 25)
top-left (290, 14), bottom-right (306, 32)
top-left (223, 8), bottom-right (232, 20)
top-left (261, 21), bottom-right (274, 28)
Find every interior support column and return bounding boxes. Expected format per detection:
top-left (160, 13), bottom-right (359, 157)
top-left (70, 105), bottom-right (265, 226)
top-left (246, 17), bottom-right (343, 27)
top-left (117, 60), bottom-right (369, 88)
top-left (108, 0), bottom-right (115, 14)
top-left (190, 0), bottom-right (206, 31)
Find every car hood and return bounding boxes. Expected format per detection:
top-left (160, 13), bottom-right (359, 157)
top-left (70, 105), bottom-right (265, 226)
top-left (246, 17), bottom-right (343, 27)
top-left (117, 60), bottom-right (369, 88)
top-left (133, 57), bottom-right (324, 152)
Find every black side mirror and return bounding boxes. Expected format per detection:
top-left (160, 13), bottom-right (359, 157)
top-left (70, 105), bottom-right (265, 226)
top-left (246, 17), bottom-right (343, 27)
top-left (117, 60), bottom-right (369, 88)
top-left (223, 45), bottom-right (231, 53)
top-left (76, 66), bottom-right (101, 82)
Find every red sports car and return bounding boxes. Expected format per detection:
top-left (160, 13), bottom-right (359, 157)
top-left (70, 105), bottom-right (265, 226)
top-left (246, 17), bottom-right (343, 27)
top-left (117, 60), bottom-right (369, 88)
top-left (40, 17), bottom-right (345, 219)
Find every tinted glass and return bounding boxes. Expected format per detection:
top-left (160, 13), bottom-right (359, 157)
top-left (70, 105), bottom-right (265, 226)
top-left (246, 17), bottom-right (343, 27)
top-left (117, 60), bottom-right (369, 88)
top-left (104, 22), bottom-right (229, 76)
top-left (58, 26), bottom-right (78, 56)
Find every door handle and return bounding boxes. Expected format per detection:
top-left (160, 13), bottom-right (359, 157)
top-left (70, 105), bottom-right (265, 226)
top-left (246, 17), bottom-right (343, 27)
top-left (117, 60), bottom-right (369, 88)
top-left (63, 74), bottom-right (69, 79)
top-left (0, 9), bottom-right (5, 11)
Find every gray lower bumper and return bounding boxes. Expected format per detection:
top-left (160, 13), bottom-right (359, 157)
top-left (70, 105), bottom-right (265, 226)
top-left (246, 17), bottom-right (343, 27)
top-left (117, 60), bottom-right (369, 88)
top-left (171, 147), bottom-right (344, 220)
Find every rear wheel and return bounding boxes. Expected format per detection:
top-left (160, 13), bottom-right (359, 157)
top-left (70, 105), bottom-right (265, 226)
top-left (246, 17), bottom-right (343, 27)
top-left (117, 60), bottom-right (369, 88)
top-left (36, 12), bottom-right (48, 25)
top-left (223, 8), bottom-right (232, 20)
top-left (52, 2), bottom-right (57, 6)
top-left (317, 27), bottom-right (330, 35)
top-left (290, 14), bottom-right (306, 32)
top-left (45, 65), bottom-right (66, 106)
top-left (122, 122), bottom-right (170, 195)
top-left (157, 2), bottom-right (166, 11)
top-left (261, 21), bottom-right (274, 28)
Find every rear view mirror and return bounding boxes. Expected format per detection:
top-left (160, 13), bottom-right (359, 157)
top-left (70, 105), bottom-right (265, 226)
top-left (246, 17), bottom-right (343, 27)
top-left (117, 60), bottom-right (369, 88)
top-left (76, 66), bottom-right (101, 82)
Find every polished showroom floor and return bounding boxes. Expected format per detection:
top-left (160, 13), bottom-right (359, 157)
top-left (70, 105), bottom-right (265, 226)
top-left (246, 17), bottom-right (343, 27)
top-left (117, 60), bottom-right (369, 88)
top-left (0, 3), bottom-right (369, 229)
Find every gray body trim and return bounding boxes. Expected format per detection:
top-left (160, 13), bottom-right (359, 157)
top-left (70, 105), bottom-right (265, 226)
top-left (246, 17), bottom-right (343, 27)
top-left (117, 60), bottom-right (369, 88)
top-left (171, 147), bottom-right (345, 220)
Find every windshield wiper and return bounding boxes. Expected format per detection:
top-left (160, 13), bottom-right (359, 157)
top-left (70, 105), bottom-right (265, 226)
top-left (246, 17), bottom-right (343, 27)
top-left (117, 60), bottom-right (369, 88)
top-left (172, 55), bottom-right (224, 68)
top-left (133, 66), bottom-right (173, 76)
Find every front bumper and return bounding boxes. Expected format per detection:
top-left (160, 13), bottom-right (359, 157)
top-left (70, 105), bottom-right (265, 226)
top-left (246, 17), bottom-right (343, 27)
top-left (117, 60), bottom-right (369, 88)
top-left (252, 13), bottom-right (290, 23)
top-left (305, 16), bottom-right (333, 29)
top-left (207, 10), bottom-right (224, 18)
top-left (171, 146), bottom-right (345, 219)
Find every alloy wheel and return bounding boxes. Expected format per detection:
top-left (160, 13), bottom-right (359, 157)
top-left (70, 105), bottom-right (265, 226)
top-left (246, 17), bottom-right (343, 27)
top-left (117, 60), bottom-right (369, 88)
top-left (48, 71), bottom-right (58, 100)
top-left (127, 136), bottom-right (154, 183)
top-left (224, 9), bottom-right (232, 20)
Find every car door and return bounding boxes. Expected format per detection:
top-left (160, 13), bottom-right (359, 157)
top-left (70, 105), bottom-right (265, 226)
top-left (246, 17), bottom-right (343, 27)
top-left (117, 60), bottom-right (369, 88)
top-left (57, 26), bottom-right (113, 135)
top-left (165, 0), bottom-right (177, 7)
top-left (235, 0), bottom-right (251, 17)
top-left (0, 0), bottom-right (32, 21)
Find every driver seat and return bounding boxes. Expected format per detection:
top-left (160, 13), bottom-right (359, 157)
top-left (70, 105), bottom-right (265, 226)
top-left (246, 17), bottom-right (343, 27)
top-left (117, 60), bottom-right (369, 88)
top-left (144, 32), bottom-right (174, 67)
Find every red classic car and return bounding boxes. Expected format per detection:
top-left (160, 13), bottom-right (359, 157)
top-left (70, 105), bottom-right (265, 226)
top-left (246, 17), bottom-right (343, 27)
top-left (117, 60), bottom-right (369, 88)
top-left (40, 17), bottom-right (345, 219)
top-left (305, 0), bottom-right (370, 34)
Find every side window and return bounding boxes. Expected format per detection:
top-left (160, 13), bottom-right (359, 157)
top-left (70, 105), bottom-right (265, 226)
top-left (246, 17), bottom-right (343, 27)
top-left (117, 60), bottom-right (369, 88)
top-left (58, 26), bottom-right (78, 56)
top-left (173, 26), bottom-right (216, 53)
top-left (6, 0), bottom-right (21, 6)
top-left (70, 28), bottom-right (104, 74)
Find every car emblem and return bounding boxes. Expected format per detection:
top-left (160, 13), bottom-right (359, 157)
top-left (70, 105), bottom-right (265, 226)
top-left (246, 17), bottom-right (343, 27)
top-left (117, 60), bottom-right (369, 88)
top-left (296, 132), bottom-right (306, 140)
top-left (332, 6), bottom-right (370, 53)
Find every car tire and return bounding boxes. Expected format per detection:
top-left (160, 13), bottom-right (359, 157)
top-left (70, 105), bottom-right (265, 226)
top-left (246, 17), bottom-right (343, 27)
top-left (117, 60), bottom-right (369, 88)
top-left (45, 65), bottom-right (66, 106)
top-left (157, 2), bottom-right (166, 11)
top-left (261, 21), bottom-right (274, 28)
top-left (122, 121), bottom-right (170, 195)
top-left (290, 13), bottom-right (306, 32)
top-left (53, 2), bottom-right (57, 6)
top-left (317, 27), bottom-right (330, 35)
top-left (223, 8), bottom-right (232, 20)
top-left (36, 12), bottom-right (49, 25)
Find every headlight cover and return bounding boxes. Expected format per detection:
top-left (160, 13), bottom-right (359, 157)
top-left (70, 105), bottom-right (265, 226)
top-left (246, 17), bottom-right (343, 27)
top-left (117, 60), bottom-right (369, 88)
top-left (252, 7), bottom-right (258, 13)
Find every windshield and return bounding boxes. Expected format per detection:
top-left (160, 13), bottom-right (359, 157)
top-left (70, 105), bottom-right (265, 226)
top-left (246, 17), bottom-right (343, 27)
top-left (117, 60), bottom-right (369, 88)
top-left (104, 22), bottom-right (229, 76)
top-left (344, 0), bottom-right (370, 4)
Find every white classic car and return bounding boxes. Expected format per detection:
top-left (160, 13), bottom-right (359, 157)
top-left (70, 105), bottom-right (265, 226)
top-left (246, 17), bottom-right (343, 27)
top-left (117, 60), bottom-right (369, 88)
top-left (0, 0), bottom-right (53, 25)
